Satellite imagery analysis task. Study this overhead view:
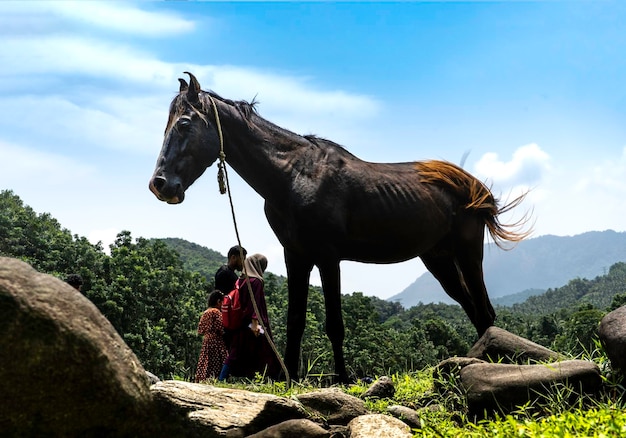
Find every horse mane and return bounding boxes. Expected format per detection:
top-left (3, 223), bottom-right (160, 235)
top-left (170, 89), bottom-right (259, 123)
top-left (415, 160), bottom-right (532, 248)
top-left (203, 90), bottom-right (259, 119)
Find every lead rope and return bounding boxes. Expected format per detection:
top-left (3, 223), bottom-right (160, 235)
top-left (207, 95), bottom-right (291, 386)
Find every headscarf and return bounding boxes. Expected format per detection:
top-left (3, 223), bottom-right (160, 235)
top-left (243, 253), bottom-right (267, 282)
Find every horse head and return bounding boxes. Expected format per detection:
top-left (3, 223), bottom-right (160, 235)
top-left (149, 72), bottom-right (221, 204)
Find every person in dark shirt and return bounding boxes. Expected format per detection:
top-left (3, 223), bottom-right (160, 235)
top-left (215, 245), bottom-right (247, 294)
top-left (215, 245), bottom-right (247, 364)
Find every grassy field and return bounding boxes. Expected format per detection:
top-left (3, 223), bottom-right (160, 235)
top-left (206, 355), bottom-right (626, 437)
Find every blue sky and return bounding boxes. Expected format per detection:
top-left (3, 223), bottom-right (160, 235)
top-left (1, 1), bottom-right (625, 299)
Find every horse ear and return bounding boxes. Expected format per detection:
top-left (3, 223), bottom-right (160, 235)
top-left (178, 78), bottom-right (188, 92)
top-left (184, 71), bottom-right (200, 104)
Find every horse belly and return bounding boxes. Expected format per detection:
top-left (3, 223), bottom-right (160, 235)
top-left (341, 214), bottom-right (452, 263)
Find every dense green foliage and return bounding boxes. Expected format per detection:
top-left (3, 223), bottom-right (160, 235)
top-left (2, 189), bottom-right (626, 382)
top-left (156, 237), bottom-right (224, 281)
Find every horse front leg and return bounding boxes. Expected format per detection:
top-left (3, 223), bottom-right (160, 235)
top-left (284, 248), bottom-right (313, 382)
top-left (318, 260), bottom-right (349, 384)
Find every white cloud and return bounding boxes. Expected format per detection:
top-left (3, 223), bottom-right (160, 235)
top-left (0, 95), bottom-right (166, 155)
top-left (515, 146), bottom-right (626, 238)
top-left (473, 143), bottom-right (551, 188)
top-left (0, 140), bottom-right (93, 184)
top-left (0, 1), bottom-right (194, 37)
top-left (0, 36), bottom-right (175, 86)
top-left (197, 66), bottom-right (379, 117)
top-left (574, 145), bottom-right (626, 195)
top-left (174, 65), bottom-right (381, 138)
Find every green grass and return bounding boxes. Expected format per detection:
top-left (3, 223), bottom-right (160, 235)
top-left (198, 355), bottom-right (626, 437)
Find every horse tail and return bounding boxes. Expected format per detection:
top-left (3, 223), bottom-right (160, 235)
top-left (415, 160), bottom-right (532, 249)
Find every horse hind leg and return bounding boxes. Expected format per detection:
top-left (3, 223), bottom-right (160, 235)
top-left (453, 217), bottom-right (497, 335)
top-left (453, 241), bottom-right (496, 336)
top-left (421, 252), bottom-right (484, 332)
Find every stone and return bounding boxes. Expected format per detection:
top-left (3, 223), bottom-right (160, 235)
top-left (460, 359), bottom-right (602, 416)
top-left (348, 414), bottom-right (413, 437)
top-left (146, 370), bottom-right (161, 384)
top-left (433, 357), bottom-right (485, 391)
top-left (467, 326), bottom-right (564, 363)
top-left (362, 375), bottom-right (395, 399)
top-left (151, 380), bottom-right (307, 437)
top-left (296, 388), bottom-right (368, 426)
top-left (246, 418), bottom-right (330, 438)
top-left (598, 305), bottom-right (626, 378)
top-left (387, 405), bottom-right (421, 430)
top-left (0, 257), bottom-right (155, 437)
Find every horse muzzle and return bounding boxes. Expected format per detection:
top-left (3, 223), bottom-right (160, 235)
top-left (149, 175), bottom-right (185, 204)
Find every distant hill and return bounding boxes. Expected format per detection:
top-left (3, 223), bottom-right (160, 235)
top-left (492, 288), bottom-right (545, 307)
top-left (155, 238), bottom-right (225, 281)
top-left (509, 261), bottom-right (626, 315)
top-left (388, 230), bottom-right (626, 308)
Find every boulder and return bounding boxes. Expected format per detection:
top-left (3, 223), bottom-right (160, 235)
top-left (348, 414), bottom-right (413, 437)
top-left (460, 359), bottom-right (602, 416)
top-left (296, 388), bottom-right (368, 426)
top-left (151, 380), bottom-right (307, 437)
top-left (432, 357), bottom-right (485, 391)
top-left (598, 305), bottom-right (626, 379)
top-left (362, 375), bottom-right (395, 399)
top-left (246, 419), bottom-right (330, 438)
top-left (0, 257), bottom-right (155, 437)
top-left (467, 326), bottom-right (564, 363)
top-left (386, 405), bottom-right (421, 430)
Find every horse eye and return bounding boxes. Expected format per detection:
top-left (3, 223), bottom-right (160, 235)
top-left (177, 117), bottom-right (191, 130)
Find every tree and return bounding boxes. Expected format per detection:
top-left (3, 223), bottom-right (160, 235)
top-left (97, 232), bottom-right (209, 378)
top-left (553, 306), bottom-right (605, 356)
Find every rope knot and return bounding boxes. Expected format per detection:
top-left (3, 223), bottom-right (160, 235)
top-left (217, 162), bottom-right (226, 194)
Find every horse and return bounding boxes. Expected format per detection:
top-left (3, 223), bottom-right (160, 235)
top-left (149, 72), bottom-right (530, 383)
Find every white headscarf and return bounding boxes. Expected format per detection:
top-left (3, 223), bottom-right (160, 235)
top-left (244, 253), bottom-right (267, 282)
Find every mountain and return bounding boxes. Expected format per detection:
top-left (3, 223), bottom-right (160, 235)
top-left (388, 230), bottom-right (626, 308)
top-left (509, 261), bottom-right (626, 315)
top-left (492, 288), bottom-right (545, 307)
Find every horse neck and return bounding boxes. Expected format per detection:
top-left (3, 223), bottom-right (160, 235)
top-left (212, 98), bottom-right (308, 201)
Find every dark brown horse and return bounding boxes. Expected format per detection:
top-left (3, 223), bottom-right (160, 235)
top-left (149, 72), bottom-right (529, 383)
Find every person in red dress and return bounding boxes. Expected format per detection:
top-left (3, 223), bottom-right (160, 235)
top-left (195, 290), bottom-right (227, 382)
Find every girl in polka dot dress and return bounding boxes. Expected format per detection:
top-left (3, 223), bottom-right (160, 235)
top-left (195, 290), bottom-right (227, 382)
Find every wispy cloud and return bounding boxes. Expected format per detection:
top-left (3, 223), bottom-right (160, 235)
top-left (0, 140), bottom-right (94, 184)
top-left (575, 145), bottom-right (626, 195)
top-left (0, 1), bottom-right (194, 37)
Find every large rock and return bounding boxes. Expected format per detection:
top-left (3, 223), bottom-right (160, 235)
top-left (432, 357), bottom-right (485, 391)
top-left (150, 380), bottom-right (307, 437)
top-left (0, 257), bottom-right (154, 436)
top-left (296, 388), bottom-right (368, 426)
top-left (348, 414), bottom-right (413, 437)
top-left (362, 375), bottom-right (395, 399)
top-left (246, 419), bottom-right (330, 438)
top-left (467, 326), bottom-right (565, 363)
top-left (460, 359), bottom-right (602, 415)
top-left (386, 405), bottom-right (422, 430)
top-left (598, 305), bottom-right (626, 378)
